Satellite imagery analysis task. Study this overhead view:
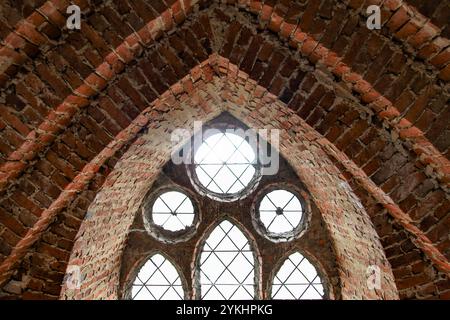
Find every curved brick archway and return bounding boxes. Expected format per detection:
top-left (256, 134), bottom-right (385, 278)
top-left (0, 0), bottom-right (448, 300)
top-left (60, 74), bottom-right (398, 300)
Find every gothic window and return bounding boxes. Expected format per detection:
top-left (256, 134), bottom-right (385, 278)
top-left (272, 252), bottom-right (325, 300)
top-left (197, 220), bottom-right (256, 300)
top-left (142, 188), bottom-right (199, 243)
top-left (128, 120), bottom-right (330, 300)
top-left (190, 129), bottom-right (261, 201)
top-left (194, 132), bottom-right (256, 195)
top-left (253, 188), bottom-right (308, 242)
top-left (151, 191), bottom-right (195, 232)
top-left (259, 189), bottom-right (303, 233)
top-left (131, 254), bottom-right (184, 300)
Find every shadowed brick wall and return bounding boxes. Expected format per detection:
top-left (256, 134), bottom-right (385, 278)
top-left (0, 0), bottom-right (448, 299)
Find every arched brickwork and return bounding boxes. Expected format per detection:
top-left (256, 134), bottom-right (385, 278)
top-left (0, 0), bottom-right (448, 299)
top-left (60, 74), bottom-right (398, 299)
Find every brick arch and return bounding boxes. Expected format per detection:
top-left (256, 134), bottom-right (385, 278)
top-left (0, 0), bottom-right (448, 300)
top-left (0, 0), bottom-right (448, 88)
top-left (0, 55), bottom-right (447, 299)
top-left (59, 72), bottom-right (398, 299)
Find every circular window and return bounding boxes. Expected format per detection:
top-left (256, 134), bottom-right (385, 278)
top-left (192, 132), bottom-right (258, 199)
top-left (259, 189), bottom-right (303, 233)
top-left (152, 191), bottom-right (195, 231)
top-left (143, 188), bottom-right (199, 243)
top-left (253, 187), bottom-right (309, 242)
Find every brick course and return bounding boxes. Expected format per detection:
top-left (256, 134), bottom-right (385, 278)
top-left (0, 0), bottom-right (448, 300)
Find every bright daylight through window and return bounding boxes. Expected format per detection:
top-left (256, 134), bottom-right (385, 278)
top-left (131, 124), bottom-right (328, 301)
top-left (259, 190), bottom-right (303, 234)
top-left (152, 191), bottom-right (195, 231)
top-left (198, 220), bottom-right (255, 300)
top-left (272, 252), bottom-right (324, 299)
top-left (194, 132), bottom-right (256, 195)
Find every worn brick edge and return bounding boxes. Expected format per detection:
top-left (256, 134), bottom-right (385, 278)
top-left (0, 0), bottom-right (448, 202)
top-left (0, 0), bottom-right (197, 192)
top-left (0, 55), bottom-right (448, 288)
top-left (342, 0), bottom-right (450, 80)
top-left (0, 0), bottom-right (200, 85)
top-left (322, 134), bottom-right (450, 274)
top-left (1, 0), bottom-right (448, 87)
top-left (0, 103), bottom-right (153, 287)
top-left (0, 0), bottom-right (78, 86)
top-left (215, 54), bottom-right (450, 275)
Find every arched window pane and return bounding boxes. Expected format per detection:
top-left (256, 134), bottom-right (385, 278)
top-left (272, 252), bottom-right (324, 300)
top-left (199, 220), bottom-right (255, 300)
top-left (132, 254), bottom-right (184, 300)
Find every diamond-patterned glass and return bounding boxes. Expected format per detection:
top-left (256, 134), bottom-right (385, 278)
top-left (272, 252), bottom-right (324, 300)
top-left (259, 190), bottom-right (303, 234)
top-left (199, 220), bottom-right (255, 300)
top-left (152, 191), bottom-right (195, 231)
top-left (131, 254), bottom-right (184, 300)
top-left (194, 133), bottom-right (256, 195)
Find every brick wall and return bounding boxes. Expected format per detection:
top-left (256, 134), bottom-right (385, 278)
top-left (0, 0), bottom-right (448, 299)
top-left (59, 74), bottom-right (398, 299)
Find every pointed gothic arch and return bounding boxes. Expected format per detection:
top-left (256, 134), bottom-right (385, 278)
top-left (60, 74), bottom-right (398, 299)
top-left (0, 0), bottom-right (447, 301)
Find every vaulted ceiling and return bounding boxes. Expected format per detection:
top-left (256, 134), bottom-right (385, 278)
top-left (0, 0), bottom-right (448, 299)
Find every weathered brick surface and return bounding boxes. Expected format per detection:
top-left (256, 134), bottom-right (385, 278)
top-left (0, 1), bottom-right (448, 300)
top-left (57, 74), bottom-right (397, 300)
